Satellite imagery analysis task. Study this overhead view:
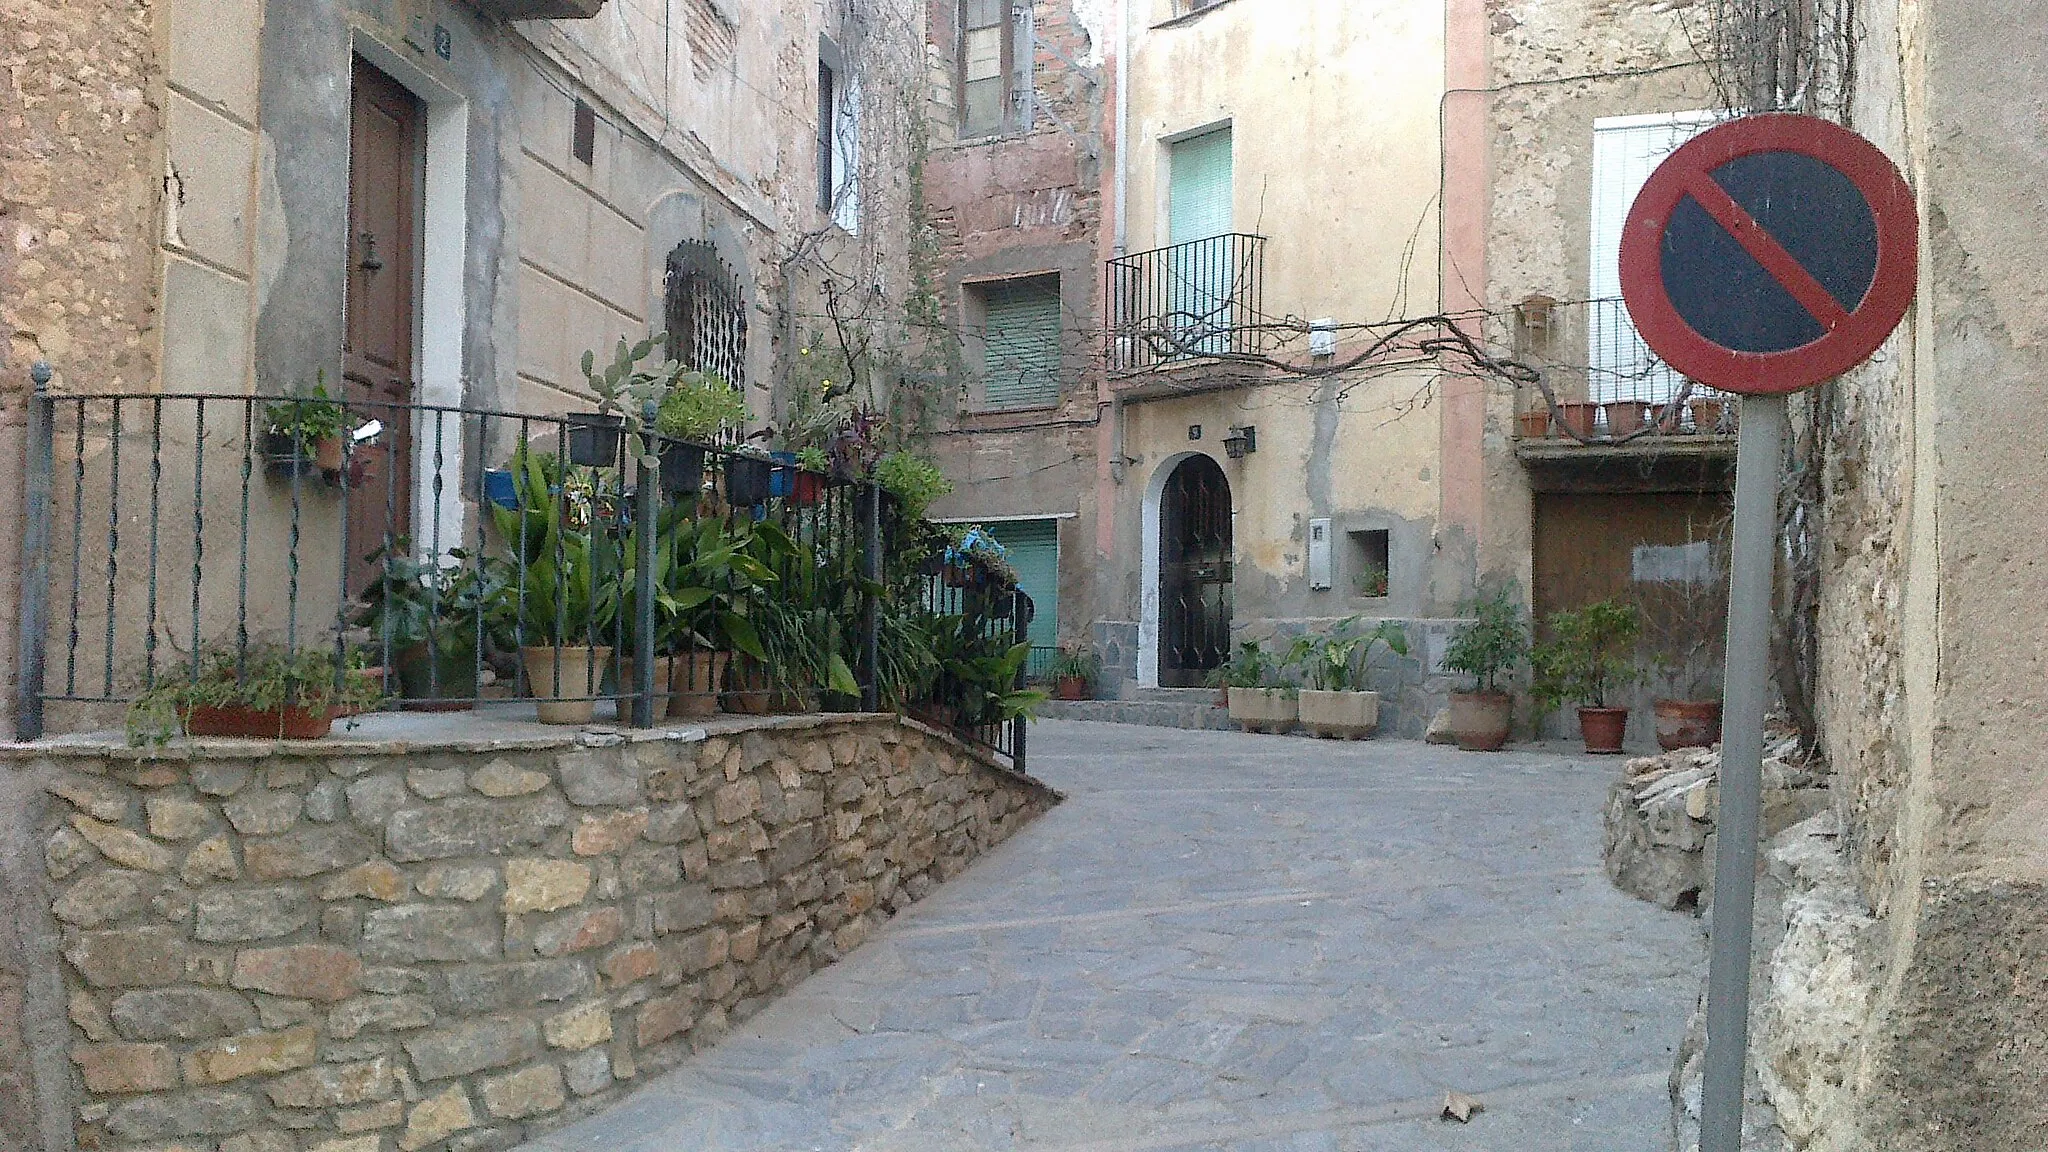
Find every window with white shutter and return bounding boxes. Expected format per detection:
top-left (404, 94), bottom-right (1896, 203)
top-left (971, 275), bottom-right (1063, 410)
top-left (960, 0), bottom-right (1011, 137)
top-left (1589, 111), bottom-right (1719, 402)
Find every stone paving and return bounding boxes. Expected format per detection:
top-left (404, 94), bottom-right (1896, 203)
top-left (519, 721), bottom-right (1704, 1152)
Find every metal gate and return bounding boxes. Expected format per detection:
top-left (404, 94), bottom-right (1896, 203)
top-left (1160, 454), bottom-right (1232, 687)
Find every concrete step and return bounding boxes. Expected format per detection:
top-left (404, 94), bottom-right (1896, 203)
top-left (1036, 698), bottom-right (1236, 731)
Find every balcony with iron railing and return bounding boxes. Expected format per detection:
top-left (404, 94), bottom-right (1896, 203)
top-left (1517, 297), bottom-right (1739, 449)
top-left (1105, 234), bottom-right (1267, 376)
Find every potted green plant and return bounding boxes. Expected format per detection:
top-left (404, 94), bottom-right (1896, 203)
top-left (356, 539), bottom-right (499, 711)
top-left (654, 369), bottom-right (748, 495)
top-left (724, 443), bottom-right (775, 507)
top-left (924, 613), bottom-right (1045, 729)
top-left (1288, 618), bottom-right (1409, 739)
top-left (263, 380), bottom-right (353, 476)
top-left (658, 513), bottom-right (781, 716)
top-left (1532, 598), bottom-right (1643, 754)
top-left (1442, 588), bottom-right (1530, 751)
top-left (1641, 522), bottom-right (1729, 750)
top-left (127, 645), bottom-right (383, 745)
top-left (874, 451), bottom-right (953, 521)
top-left (1046, 647), bottom-right (1100, 701)
top-left (1222, 640), bottom-right (1295, 734)
top-left (488, 446), bottom-right (620, 724)
top-left (943, 526), bottom-right (1017, 590)
top-left (1356, 562), bottom-right (1390, 599)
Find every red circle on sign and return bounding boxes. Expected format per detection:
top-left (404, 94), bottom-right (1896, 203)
top-left (1619, 113), bottom-right (1917, 395)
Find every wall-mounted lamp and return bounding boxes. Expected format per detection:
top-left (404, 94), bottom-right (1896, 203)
top-left (1222, 425), bottom-right (1257, 460)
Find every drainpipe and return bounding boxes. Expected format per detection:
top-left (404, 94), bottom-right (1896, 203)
top-left (1111, 0), bottom-right (1132, 481)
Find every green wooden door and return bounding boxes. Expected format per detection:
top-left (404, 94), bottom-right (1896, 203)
top-left (984, 519), bottom-right (1059, 656)
top-left (1167, 128), bottom-right (1233, 354)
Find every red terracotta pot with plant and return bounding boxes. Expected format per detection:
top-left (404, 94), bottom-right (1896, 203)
top-left (1532, 598), bottom-right (1643, 755)
top-left (1441, 588), bottom-right (1531, 752)
top-left (1046, 647), bottom-right (1099, 702)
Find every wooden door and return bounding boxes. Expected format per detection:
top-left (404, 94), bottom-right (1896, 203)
top-left (1160, 454), bottom-right (1233, 687)
top-left (344, 58), bottom-right (420, 589)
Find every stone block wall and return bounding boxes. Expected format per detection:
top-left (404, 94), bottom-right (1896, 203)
top-left (5, 713), bottom-right (1055, 1152)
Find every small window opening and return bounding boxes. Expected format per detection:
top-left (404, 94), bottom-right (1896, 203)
top-left (1349, 529), bottom-right (1391, 598)
top-left (572, 100), bottom-right (596, 166)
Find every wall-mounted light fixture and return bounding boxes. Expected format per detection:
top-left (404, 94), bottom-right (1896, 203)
top-left (1222, 425), bottom-right (1257, 459)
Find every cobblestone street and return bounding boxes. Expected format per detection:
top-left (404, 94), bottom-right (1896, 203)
top-left (520, 721), bottom-right (1703, 1151)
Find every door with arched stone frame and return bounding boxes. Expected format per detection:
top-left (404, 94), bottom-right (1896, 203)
top-left (1159, 454), bottom-right (1233, 687)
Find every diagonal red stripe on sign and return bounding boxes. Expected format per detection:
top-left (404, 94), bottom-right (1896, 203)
top-left (1680, 170), bottom-right (1854, 331)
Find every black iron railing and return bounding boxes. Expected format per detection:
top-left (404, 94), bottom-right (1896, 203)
top-left (1106, 233), bottom-right (1267, 373)
top-left (11, 373), bottom-right (1030, 771)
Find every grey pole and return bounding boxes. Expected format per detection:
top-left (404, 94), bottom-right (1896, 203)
top-left (14, 361), bottom-right (55, 742)
top-left (1698, 391), bottom-right (1789, 1152)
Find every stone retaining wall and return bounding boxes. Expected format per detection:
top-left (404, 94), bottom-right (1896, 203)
top-left (1, 712), bottom-right (1057, 1152)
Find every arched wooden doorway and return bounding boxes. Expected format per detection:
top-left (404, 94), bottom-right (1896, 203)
top-left (1159, 454), bottom-right (1233, 686)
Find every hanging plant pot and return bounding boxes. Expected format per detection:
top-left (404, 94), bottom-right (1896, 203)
top-left (181, 704), bottom-right (335, 740)
top-left (1516, 410), bottom-right (1551, 439)
top-left (1577, 706), bottom-right (1629, 754)
top-left (483, 469), bottom-right (520, 510)
top-left (658, 441), bottom-right (705, 496)
top-left (261, 431), bottom-right (320, 480)
top-left (1554, 402), bottom-right (1600, 441)
top-left (564, 413), bottom-right (625, 468)
top-left (789, 470), bottom-right (824, 506)
top-left (725, 455), bottom-right (773, 506)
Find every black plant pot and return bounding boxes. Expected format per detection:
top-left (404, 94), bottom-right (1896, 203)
top-left (564, 413), bottom-right (625, 467)
top-left (658, 441), bottom-right (705, 495)
top-left (725, 456), bottom-right (773, 506)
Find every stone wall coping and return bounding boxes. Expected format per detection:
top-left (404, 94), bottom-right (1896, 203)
top-left (0, 708), bottom-right (1062, 800)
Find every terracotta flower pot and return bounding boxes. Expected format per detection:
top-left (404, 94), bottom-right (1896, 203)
top-left (1448, 691), bottom-right (1512, 751)
top-left (1053, 675), bottom-right (1090, 701)
top-left (1554, 402), bottom-right (1600, 441)
top-left (1577, 706), bottom-right (1629, 754)
top-left (722, 658), bottom-right (774, 715)
top-left (1517, 410), bottom-right (1551, 439)
top-left (615, 657), bottom-right (673, 723)
top-left (1690, 398), bottom-right (1729, 434)
top-left (1298, 689), bottom-right (1381, 739)
top-left (521, 645), bottom-right (612, 725)
top-left (1603, 401), bottom-right (1650, 437)
top-left (182, 704), bottom-right (335, 740)
top-left (312, 436), bottom-right (347, 473)
top-left (668, 650), bottom-right (731, 718)
top-left (1227, 687), bottom-right (1297, 734)
top-left (1654, 699), bottom-right (1723, 751)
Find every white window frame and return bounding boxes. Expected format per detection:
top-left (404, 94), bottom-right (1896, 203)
top-left (1589, 111), bottom-right (1721, 403)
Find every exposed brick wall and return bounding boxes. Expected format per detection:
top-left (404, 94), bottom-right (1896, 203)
top-left (11, 714), bottom-right (1055, 1152)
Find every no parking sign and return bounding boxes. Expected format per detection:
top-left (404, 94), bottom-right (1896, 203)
top-left (1618, 114), bottom-right (1917, 1152)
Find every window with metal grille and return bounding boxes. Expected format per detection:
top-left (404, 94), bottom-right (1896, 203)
top-left (960, 0), bottom-right (1011, 136)
top-left (971, 275), bottom-right (1063, 410)
top-left (664, 241), bottom-right (749, 440)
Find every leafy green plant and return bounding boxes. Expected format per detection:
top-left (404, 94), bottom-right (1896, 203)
top-left (1046, 647), bottom-right (1100, 684)
top-left (1355, 562), bottom-right (1390, 598)
top-left (1443, 587), bottom-right (1530, 695)
top-left (1531, 598), bottom-right (1643, 711)
top-left (794, 446), bottom-right (830, 472)
top-left (1286, 618), bottom-right (1410, 692)
top-left (927, 613), bottom-right (1045, 725)
top-left (1219, 641), bottom-right (1283, 690)
top-left (661, 513), bottom-right (784, 660)
top-left (486, 445), bottom-right (620, 647)
top-left (873, 451), bottom-right (952, 519)
top-left (654, 370), bottom-right (749, 444)
top-left (945, 525), bottom-right (1017, 588)
top-left (263, 379), bottom-right (349, 444)
top-left (357, 539), bottom-right (498, 654)
top-left (127, 646), bottom-right (381, 746)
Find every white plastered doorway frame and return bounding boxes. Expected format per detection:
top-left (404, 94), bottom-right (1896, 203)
top-left (349, 30), bottom-right (471, 559)
top-left (1137, 449), bottom-right (1232, 689)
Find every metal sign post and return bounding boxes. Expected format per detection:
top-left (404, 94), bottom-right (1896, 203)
top-left (1616, 114), bottom-right (1918, 1152)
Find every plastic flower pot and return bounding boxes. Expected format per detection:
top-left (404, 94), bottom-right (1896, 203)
top-left (1602, 401), bottom-right (1650, 438)
top-left (182, 705), bottom-right (335, 740)
top-left (483, 469), bottom-right (519, 510)
top-left (658, 441), bottom-right (705, 496)
top-left (725, 456), bottom-right (773, 506)
top-left (395, 642), bottom-right (477, 712)
top-left (564, 413), bottom-right (625, 467)
top-left (1554, 402), bottom-right (1600, 441)
top-left (668, 650), bottom-right (730, 718)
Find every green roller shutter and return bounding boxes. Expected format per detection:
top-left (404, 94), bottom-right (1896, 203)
top-left (981, 276), bottom-right (1062, 409)
top-left (1169, 127), bottom-right (1233, 244)
top-left (984, 519), bottom-right (1058, 654)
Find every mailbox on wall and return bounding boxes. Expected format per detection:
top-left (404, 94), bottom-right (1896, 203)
top-left (1308, 518), bottom-right (1333, 590)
